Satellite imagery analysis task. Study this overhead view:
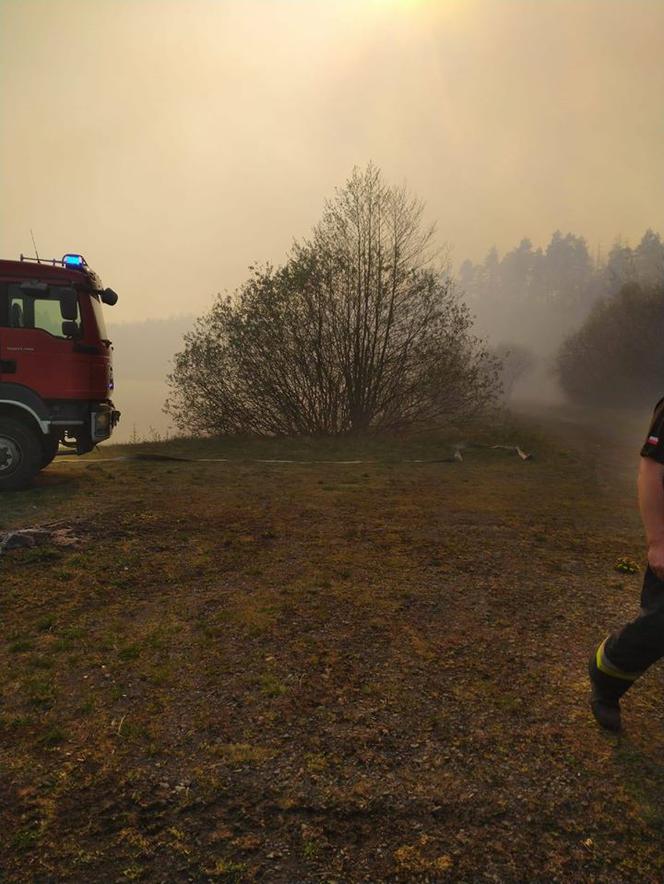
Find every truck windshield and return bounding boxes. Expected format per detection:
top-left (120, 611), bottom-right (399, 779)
top-left (90, 293), bottom-right (109, 341)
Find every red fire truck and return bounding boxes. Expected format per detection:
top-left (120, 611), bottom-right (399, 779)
top-left (0, 253), bottom-right (120, 490)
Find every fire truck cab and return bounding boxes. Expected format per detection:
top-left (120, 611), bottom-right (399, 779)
top-left (0, 254), bottom-right (120, 490)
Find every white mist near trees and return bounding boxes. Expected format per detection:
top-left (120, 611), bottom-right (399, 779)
top-left (165, 164), bottom-right (500, 436)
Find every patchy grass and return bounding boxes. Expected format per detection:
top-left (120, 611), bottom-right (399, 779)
top-left (1, 409), bottom-right (663, 881)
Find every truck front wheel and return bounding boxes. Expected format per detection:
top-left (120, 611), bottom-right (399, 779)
top-left (0, 417), bottom-right (43, 491)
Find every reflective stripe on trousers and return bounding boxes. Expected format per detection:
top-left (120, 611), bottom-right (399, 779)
top-left (596, 636), bottom-right (642, 681)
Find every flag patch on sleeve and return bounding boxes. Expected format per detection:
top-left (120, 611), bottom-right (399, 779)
top-left (648, 435), bottom-right (660, 445)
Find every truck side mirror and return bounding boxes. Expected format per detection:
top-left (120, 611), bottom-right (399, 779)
top-left (101, 288), bottom-right (118, 306)
top-left (62, 320), bottom-right (81, 339)
top-left (59, 289), bottom-right (79, 321)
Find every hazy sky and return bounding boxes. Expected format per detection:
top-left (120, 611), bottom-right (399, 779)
top-left (2, 0), bottom-right (663, 322)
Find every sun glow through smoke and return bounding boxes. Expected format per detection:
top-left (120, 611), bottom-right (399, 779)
top-left (368, 0), bottom-right (467, 12)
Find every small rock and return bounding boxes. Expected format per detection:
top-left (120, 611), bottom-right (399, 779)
top-left (0, 525), bottom-right (82, 554)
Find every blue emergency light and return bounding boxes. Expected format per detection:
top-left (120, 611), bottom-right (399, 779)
top-left (62, 253), bottom-right (86, 268)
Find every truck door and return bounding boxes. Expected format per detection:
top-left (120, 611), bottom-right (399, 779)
top-left (0, 283), bottom-right (16, 381)
top-left (1, 284), bottom-right (86, 400)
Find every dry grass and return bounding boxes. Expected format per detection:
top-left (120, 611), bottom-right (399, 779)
top-left (1, 409), bottom-right (664, 882)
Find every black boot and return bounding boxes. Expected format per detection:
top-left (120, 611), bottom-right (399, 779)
top-left (588, 653), bottom-right (632, 733)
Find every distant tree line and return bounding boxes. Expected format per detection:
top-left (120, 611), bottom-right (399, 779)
top-left (166, 164), bottom-right (500, 437)
top-left (459, 229), bottom-right (664, 356)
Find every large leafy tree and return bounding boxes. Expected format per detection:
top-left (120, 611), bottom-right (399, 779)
top-left (165, 164), bottom-right (500, 436)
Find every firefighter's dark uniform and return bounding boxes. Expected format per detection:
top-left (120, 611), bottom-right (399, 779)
top-left (590, 397), bottom-right (664, 715)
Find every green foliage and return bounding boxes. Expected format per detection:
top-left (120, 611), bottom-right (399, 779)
top-left (38, 726), bottom-right (66, 747)
top-left (615, 556), bottom-right (640, 574)
top-left (557, 283), bottom-right (664, 407)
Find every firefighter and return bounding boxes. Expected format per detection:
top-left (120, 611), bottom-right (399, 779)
top-left (589, 396), bottom-right (664, 731)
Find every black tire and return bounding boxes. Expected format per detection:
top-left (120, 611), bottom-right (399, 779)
top-left (0, 417), bottom-right (43, 491)
top-left (40, 433), bottom-right (60, 470)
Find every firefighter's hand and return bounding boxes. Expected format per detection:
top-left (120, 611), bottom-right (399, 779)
top-left (647, 539), bottom-right (664, 580)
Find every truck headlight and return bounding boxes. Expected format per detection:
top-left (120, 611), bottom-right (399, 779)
top-left (93, 411), bottom-right (110, 438)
